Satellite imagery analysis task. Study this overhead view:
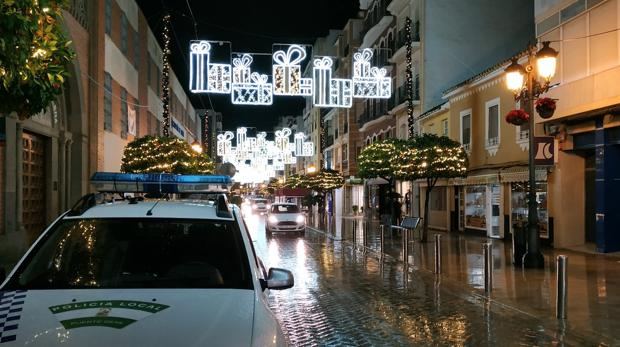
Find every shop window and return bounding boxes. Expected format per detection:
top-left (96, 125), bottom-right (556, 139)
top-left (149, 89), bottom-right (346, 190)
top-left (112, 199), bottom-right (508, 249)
top-left (430, 187), bottom-right (446, 211)
top-left (465, 185), bottom-right (486, 230)
top-left (511, 182), bottom-right (549, 238)
top-left (104, 72), bottom-right (112, 131)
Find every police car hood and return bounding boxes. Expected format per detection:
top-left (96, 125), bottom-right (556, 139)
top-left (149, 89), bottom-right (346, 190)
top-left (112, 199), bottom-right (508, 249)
top-left (1, 289), bottom-right (256, 346)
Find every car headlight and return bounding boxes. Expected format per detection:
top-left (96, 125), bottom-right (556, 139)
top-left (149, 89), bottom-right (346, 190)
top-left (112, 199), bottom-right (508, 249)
top-left (296, 215), bottom-right (305, 223)
top-left (268, 215), bottom-right (278, 224)
top-left (252, 204), bottom-right (257, 209)
top-left (266, 204), bottom-right (271, 209)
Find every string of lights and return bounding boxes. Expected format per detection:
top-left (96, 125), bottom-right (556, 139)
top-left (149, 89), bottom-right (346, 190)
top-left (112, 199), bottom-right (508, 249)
top-left (161, 13), bottom-right (172, 137)
top-left (405, 17), bottom-right (415, 138)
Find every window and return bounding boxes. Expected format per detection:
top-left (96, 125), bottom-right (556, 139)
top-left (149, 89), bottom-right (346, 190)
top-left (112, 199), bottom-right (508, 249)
top-left (6, 218), bottom-right (253, 290)
top-left (430, 187), bottom-right (446, 211)
top-left (486, 98), bottom-right (500, 147)
top-left (460, 109), bottom-right (471, 150)
top-left (147, 57), bottom-right (151, 85)
top-left (271, 205), bottom-right (300, 213)
top-left (442, 119), bottom-right (448, 136)
top-left (104, 72), bottom-right (112, 131)
top-left (342, 144), bottom-right (348, 161)
top-left (120, 88), bottom-right (128, 139)
top-left (120, 13), bottom-right (128, 54)
top-left (134, 30), bottom-right (140, 68)
top-left (104, 0), bottom-right (111, 35)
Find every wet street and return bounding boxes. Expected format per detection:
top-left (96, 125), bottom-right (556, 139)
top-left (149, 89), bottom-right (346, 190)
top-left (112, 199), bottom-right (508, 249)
top-left (244, 214), bottom-right (598, 346)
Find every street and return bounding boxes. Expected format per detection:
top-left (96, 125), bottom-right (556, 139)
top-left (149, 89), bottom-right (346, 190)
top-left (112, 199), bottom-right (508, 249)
top-left (244, 214), bottom-right (593, 346)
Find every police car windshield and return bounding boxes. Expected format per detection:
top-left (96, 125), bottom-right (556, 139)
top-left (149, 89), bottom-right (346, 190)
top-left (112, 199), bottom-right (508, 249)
top-left (8, 218), bottom-right (253, 290)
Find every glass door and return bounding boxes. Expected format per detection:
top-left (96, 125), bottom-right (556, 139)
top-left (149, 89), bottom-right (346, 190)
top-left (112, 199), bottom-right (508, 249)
top-left (488, 184), bottom-right (502, 238)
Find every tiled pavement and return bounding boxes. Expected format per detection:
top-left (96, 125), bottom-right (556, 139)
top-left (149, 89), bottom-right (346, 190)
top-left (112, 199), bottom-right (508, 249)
top-left (246, 214), bottom-right (617, 346)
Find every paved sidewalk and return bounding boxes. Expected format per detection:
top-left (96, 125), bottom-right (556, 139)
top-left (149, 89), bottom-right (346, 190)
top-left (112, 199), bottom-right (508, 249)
top-left (308, 215), bottom-right (620, 344)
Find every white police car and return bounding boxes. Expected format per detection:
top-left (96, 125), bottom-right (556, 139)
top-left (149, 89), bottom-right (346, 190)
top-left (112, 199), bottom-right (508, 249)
top-left (0, 173), bottom-right (292, 346)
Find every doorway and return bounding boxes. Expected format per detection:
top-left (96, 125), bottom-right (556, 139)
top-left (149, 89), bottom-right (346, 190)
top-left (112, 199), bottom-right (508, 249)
top-left (584, 150), bottom-right (596, 242)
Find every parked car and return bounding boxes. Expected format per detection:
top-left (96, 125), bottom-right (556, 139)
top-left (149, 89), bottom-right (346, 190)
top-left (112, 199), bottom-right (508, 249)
top-left (266, 203), bottom-right (306, 235)
top-left (0, 173), bottom-right (293, 346)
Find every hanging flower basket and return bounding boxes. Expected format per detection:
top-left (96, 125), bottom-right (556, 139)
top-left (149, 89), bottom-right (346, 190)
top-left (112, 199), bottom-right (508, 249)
top-left (505, 109), bottom-right (530, 126)
top-left (535, 97), bottom-right (557, 119)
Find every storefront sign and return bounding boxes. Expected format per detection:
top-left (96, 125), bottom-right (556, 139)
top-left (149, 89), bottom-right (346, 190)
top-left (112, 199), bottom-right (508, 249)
top-left (171, 118), bottom-right (185, 139)
top-left (534, 136), bottom-right (554, 166)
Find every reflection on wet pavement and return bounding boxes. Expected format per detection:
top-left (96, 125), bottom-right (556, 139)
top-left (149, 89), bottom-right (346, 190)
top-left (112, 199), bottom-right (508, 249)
top-left (245, 214), bottom-right (612, 346)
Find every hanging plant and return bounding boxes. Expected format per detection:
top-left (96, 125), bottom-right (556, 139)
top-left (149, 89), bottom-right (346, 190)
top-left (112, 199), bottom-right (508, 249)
top-left (535, 97), bottom-right (557, 119)
top-left (505, 109), bottom-right (530, 126)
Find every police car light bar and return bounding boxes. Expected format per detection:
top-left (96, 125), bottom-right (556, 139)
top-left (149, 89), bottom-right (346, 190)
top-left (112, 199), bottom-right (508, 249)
top-left (90, 172), bottom-right (232, 194)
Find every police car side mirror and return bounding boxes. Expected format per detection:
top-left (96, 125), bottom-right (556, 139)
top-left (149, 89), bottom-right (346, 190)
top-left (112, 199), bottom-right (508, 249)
top-left (265, 268), bottom-right (294, 290)
top-left (0, 267), bottom-right (6, 284)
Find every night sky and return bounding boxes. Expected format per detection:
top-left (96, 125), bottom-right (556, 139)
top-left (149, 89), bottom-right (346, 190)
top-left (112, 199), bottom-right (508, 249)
top-left (136, 0), bottom-right (361, 131)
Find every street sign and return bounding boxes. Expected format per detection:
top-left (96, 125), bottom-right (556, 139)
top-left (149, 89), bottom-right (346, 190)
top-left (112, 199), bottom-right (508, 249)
top-left (534, 136), bottom-right (554, 165)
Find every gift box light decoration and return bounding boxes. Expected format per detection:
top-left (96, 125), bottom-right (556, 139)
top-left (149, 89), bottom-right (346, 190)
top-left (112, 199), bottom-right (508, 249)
top-left (216, 127), bottom-right (314, 183)
top-left (352, 48), bottom-right (391, 98)
top-left (273, 45), bottom-right (313, 96)
top-left (189, 40), bottom-right (232, 94)
top-left (313, 57), bottom-right (353, 108)
top-left (189, 41), bottom-right (391, 107)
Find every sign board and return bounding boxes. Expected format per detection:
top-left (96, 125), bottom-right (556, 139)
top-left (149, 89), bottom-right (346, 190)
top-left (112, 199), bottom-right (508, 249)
top-left (534, 136), bottom-right (554, 166)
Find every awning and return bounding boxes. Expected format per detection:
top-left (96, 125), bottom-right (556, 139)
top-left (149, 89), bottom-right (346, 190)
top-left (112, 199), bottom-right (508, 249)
top-left (500, 166), bottom-right (547, 183)
top-left (451, 167), bottom-right (548, 186)
top-left (366, 177), bottom-right (389, 185)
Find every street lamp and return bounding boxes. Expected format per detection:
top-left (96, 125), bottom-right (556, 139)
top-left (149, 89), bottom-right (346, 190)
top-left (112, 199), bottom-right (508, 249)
top-left (504, 41), bottom-right (558, 269)
top-left (307, 165), bottom-right (317, 174)
top-left (191, 140), bottom-right (203, 153)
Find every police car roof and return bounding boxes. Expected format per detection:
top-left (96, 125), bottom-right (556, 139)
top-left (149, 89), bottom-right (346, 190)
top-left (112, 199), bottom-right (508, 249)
top-left (65, 199), bottom-right (235, 220)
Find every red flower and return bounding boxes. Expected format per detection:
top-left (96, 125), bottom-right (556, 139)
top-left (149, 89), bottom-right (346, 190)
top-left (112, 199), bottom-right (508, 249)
top-left (505, 109), bottom-right (529, 126)
top-left (535, 97), bottom-right (557, 111)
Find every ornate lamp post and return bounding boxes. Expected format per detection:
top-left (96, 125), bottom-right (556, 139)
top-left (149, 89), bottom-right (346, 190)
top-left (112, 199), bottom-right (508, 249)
top-left (504, 41), bottom-right (558, 269)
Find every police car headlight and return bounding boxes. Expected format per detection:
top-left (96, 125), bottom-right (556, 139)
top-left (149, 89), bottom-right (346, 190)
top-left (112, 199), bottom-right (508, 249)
top-left (296, 215), bottom-right (305, 223)
top-left (268, 215), bottom-right (278, 224)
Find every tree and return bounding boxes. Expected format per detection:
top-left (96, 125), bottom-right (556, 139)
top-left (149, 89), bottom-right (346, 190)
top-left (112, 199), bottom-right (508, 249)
top-left (285, 169), bottom-right (344, 216)
top-left (121, 135), bottom-right (215, 174)
top-left (358, 139), bottom-right (408, 223)
top-left (0, 0), bottom-right (75, 119)
top-left (394, 134), bottom-right (468, 242)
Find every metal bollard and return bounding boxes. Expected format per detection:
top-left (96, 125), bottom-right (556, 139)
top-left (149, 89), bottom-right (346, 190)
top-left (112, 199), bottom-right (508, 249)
top-left (434, 234), bottom-right (442, 274)
top-left (556, 255), bottom-right (568, 319)
top-left (483, 243), bottom-right (493, 293)
top-left (380, 225), bottom-right (385, 257)
top-left (402, 227), bottom-right (409, 265)
top-left (352, 221), bottom-right (357, 251)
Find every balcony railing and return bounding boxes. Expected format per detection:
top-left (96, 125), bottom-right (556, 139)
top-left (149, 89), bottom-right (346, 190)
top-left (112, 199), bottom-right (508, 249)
top-left (392, 21), bottom-right (420, 53)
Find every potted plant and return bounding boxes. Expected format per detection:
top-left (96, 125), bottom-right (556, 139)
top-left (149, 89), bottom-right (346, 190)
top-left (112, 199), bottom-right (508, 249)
top-left (352, 205), bottom-right (359, 215)
top-left (505, 109), bottom-right (530, 126)
top-left (535, 97), bottom-right (557, 119)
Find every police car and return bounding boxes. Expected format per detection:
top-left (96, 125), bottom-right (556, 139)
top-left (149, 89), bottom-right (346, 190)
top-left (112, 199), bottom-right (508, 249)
top-left (0, 173), bottom-right (293, 346)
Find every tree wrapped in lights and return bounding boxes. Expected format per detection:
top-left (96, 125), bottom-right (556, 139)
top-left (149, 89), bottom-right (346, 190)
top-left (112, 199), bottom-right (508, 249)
top-left (121, 135), bottom-right (214, 174)
top-left (358, 139), bottom-right (408, 223)
top-left (405, 17), bottom-right (415, 138)
top-left (161, 13), bottom-right (171, 137)
top-left (394, 134), bottom-right (468, 242)
top-left (285, 169), bottom-right (344, 216)
top-left (0, 0), bottom-right (75, 119)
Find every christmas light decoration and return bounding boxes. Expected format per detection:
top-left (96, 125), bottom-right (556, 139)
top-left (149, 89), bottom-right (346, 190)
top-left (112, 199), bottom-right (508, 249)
top-left (121, 136), bottom-right (215, 174)
top-left (273, 45), bottom-right (313, 96)
top-left (231, 72), bottom-right (273, 105)
top-left (405, 17), bottom-right (415, 138)
top-left (161, 14), bottom-right (171, 137)
top-left (215, 127), bottom-right (314, 183)
top-left (352, 49), bottom-right (391, 98)
top-left (312, 57), bottom-right (352, 108)
top-left (189, 40), bottom-right (232, 94)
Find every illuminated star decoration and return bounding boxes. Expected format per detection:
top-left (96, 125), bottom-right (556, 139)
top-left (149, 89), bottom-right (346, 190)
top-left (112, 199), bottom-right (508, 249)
top-left (273, 45), bottom-right (313, 96)
top-left (352, 48), bottom-right (391, 98)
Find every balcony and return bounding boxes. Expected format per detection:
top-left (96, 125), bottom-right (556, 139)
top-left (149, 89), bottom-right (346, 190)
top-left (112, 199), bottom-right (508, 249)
top-left (390, 76), bottom-right (420, 111)
top-left (361, 0), bottom-right (393, 38)
top-left (390, 21), bottom-right (420, 62)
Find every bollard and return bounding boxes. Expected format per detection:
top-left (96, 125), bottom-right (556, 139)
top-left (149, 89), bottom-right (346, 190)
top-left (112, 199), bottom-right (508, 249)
top-left (352, 221), bottom-right (357, 251)
top-left (556, 255), bottom-right (568, 319)
top-left (380, 225), bottom-right (385, 257)
top-left (434, 234), bottom-right (442, 274)
top-left (402, 227), bottom-right (409, 265)
top-left (483, 243), bottom-right (493, 293)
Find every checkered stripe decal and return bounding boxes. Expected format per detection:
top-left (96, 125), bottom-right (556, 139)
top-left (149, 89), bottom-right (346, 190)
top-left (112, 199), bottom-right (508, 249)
top-left (0, 290), bottom-right (27, 344)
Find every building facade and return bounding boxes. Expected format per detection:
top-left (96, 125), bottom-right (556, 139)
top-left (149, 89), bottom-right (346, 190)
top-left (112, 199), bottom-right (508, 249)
top-left (0, 0), bottom-right (201, 268)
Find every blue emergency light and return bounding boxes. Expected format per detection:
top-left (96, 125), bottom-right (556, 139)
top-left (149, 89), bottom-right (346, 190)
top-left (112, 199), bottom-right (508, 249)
top-left (90, 172), bottom-right (232, 193)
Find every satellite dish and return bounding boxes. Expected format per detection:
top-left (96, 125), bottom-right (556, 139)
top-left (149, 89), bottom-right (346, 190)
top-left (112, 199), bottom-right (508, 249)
top-left (216, 163), bottom-right (237, 177)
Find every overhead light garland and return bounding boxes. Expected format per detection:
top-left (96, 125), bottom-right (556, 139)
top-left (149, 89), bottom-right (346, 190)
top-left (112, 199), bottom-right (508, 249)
top-left (405, 17), bottom-right (415, 138)
top-left (161, 13), bottom-right (171, 137)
